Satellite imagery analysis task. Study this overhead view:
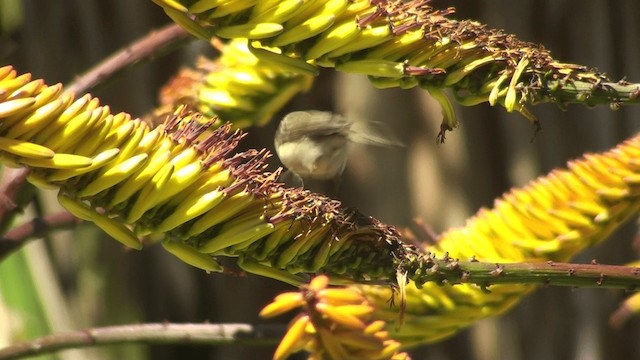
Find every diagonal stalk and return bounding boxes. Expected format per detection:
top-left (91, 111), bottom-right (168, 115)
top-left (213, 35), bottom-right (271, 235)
top-left (0, 323), bottom-right (285, 360)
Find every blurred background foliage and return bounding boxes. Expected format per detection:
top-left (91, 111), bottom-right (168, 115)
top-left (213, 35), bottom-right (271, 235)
top-left (0, 0), bottom-right (640, 359)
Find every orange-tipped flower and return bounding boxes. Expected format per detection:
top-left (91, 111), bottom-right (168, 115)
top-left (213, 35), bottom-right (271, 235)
top-left (261, 275), bottom-right (410, 360)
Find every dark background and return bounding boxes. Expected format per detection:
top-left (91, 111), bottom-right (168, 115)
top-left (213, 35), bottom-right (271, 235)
top-left (1, 1), bottom-right (640, 359)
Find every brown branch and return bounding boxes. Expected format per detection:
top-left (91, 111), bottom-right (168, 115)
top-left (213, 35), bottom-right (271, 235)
top-left (0, 168), bottom-right (34, 239)
top-left (0, 323), bottom-right (285, 360)
top-left (64, 23), bottom-right (190, 96)
top-left (0, 167), bottom-right (30, 224)
top-left (0, 211), bottom-right (81, 261)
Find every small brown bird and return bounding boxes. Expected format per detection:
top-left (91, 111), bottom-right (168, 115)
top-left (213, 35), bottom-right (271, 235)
top-left (274, 110), bottom-right (400, 188)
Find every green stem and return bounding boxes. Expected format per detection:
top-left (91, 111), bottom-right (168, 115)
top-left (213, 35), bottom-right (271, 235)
top-left (404, 255), bottom-right (640, 290)
top-left (536, 79), bottom-right (640, 108)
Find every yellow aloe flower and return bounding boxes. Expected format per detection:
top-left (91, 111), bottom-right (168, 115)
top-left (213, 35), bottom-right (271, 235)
top-left (155, 39), bottom-right (314, 128)
top-left (152, 0), bottom-right (640, 139)
top-left (260, 275), bottom-right (411, 360)
top-left (0, 66), bottom-right (420, 286)
top-left (2, 64), bottom-right (640, 353)
top-left (358, 134), bottom-right (640, 345)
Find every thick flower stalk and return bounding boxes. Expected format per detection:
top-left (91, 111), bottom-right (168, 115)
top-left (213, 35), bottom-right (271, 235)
top-left (153, 0), bottom-right (640, 138)
top-left (359, 133), bottom-right (640, 344)
top-left (156, 39), bottom-right (314, 128)
top-left (260, 275), bottom-right (410, 360)
top-left (0, 66), bottom-right (422, 286)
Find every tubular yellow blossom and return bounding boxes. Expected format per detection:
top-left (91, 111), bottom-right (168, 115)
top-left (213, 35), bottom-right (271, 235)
top-left (4, 5), bottom-right (640, 347)
top-left (258, 292), bottom-right (305, 318)
top-left (356, 134), bottom-right (640, 345)
top-left (153, 0), bottom-right (640, 137)
top-left (273, 314), bottom-right (312, 360)
top-left (261, 275), bottom-right (411, 360)
top-left (0, 66), bottom-right (419, 287)
top-left (155, 39), bottom-right (314, 128)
